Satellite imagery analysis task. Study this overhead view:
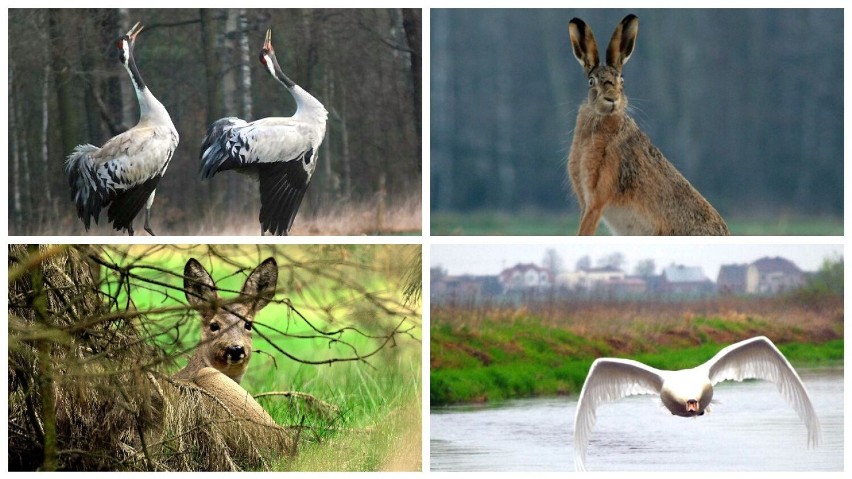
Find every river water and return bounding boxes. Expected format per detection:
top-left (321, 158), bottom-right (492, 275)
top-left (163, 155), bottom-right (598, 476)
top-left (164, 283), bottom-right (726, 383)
top-left (430, 369), bottom-right (843, 471)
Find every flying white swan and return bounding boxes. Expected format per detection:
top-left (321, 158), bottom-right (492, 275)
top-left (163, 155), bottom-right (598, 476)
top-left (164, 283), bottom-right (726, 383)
top-left (574, 336), bottom-right (821, 471)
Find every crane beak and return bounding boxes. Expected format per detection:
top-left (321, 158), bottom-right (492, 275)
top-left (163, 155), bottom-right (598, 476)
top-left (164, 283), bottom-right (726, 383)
top-left (263, 28), bottom-right (274, 54)
top-left (126, 21), bottom-right (144, 45)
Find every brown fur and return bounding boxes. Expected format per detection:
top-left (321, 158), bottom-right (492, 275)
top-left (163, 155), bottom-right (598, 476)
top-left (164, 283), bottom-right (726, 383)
top-left (567, 15), bottom-right (729, 236)
top-left (175, 258), bottom-right (280, 427)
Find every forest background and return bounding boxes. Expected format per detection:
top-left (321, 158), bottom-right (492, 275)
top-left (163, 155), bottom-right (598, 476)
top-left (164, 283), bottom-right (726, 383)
top-left (9, 8), bottom-right (422, 235)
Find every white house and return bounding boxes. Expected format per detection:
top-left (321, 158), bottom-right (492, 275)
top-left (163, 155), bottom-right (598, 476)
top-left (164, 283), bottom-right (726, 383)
top-left (499, 263), bottom-right (553, 290)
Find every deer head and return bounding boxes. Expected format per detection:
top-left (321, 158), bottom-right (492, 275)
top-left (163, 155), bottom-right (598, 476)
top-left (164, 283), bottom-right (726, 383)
top-left (183, 257), bottom-right (278, 384)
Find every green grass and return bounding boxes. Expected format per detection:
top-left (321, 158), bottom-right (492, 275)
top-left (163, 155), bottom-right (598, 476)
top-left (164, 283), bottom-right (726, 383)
top-left (100, 246), bottom-right (422, 471)
top-left (431, 317), bottom-right (843, 406)
top-left (432, 210), bottom-right (576, 235)
top-left (431, 210), bottom-right (843, 235)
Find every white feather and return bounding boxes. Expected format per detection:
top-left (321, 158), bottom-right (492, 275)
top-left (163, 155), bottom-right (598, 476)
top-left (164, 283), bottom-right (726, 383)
top-left (573, 336), bottom-right (821, 471)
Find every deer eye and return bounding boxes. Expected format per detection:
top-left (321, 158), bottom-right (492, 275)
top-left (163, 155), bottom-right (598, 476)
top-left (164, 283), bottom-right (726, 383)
top-left (244, 321), bottom-right (253, 331)
top-left (209, 322), bottom-right (220, 332)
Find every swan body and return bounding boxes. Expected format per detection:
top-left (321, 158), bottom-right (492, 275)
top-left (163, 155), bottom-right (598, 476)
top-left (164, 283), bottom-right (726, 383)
top-left (574, 336), bottom-right (821, 471)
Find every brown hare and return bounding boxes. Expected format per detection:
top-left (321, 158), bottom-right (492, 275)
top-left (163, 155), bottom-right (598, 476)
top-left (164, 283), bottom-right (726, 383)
top-left (567, 14), bottom-right (729, 236)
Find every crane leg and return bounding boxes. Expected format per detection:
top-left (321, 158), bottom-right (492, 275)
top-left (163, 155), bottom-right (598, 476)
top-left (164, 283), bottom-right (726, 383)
top-left (144, 208), bottom-right (156, 236)
top-left (144, 190), bottom-right (156, 236)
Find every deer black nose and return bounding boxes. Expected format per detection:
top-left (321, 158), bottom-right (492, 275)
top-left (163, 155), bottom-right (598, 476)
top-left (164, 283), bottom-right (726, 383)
top-left (225, 346), bottom-right (246, 362)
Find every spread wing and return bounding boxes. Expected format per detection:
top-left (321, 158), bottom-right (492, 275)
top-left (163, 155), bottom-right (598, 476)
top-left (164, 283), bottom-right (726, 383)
top-left (257, 158), bottom-right (312, 235)
top-left (704, 336), bottom-right (821, 447)
top-left (574, 358), bottom-right (664, 471)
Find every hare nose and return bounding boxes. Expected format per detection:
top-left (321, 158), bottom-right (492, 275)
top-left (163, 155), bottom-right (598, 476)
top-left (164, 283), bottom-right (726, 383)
top-left (225, 345), bottom-right (246, 362)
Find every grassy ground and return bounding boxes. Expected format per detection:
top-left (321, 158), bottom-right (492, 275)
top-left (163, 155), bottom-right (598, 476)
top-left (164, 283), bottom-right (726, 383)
top-left (29, 193), bottom-right (422, 236)
top-left (102, 245), bottom-right (422, 471)
top-left (431, 210), bottom-right (843, 235)
top-left (431, 296), bottom-right (843, 405)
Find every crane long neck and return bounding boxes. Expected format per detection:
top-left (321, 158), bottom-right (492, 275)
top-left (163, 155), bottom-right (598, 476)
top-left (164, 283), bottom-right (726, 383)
top-left (124, 47), bottom-right (148, 94)
top-left (289, 85), bottom-right (328, 125)
top-left (123, 46), bottom-right (171, 126)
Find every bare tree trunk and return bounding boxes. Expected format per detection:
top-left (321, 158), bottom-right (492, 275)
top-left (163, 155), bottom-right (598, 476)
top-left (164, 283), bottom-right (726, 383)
top-left (42, 63), bottom-right (53, 218)
top-left (222, 10), bottom-right (239, 115)
top-left (94, 8), bottom-right (126, 135)
top-left (10, 64), bottom-right (23, 231)
top-left (14, 67), bottom-right (35, 233)
top-left (118, 9), bottom-right (135, 126)
top-left (237, 9), bottom-right (252, 120)
top-left (401, 8), bottom-right (421, 168)
top-left (300, 10), bottom-right (321, 90)
top-left (340, 85), bottom-right (352, 200)
top-left (48, 9), bottom-right (81, 161)
top-left (222, 10), bottom-right (240, 216)
top-left (200, 9), bottom-right (226, 213)
top-left (200, 9), bottom-right (224, 124)
top-left (79, 13), bottom-right (103, 146)
top-left (29, 244), bottom-right (58, 471)
top-left (237, 9), bottom-right (255, 216)
top-left (321, 68), bottom-right (339, 202)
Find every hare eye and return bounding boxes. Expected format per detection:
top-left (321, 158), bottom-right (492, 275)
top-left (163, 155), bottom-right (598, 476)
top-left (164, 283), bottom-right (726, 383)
top-left (620, 76), bottom-right (625, 84)
top-left (588, 77), bottom-right (594, 87)
top-left (244, 321), bottom-right (253, 331)
top-left (209, 322), bottom-right (220, 332)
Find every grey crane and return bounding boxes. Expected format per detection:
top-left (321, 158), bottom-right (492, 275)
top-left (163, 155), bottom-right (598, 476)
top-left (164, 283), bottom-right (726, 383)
top-left (200, 28), bottom-right (328, 236)
top-left (66, 22), bottom-right (179, 235)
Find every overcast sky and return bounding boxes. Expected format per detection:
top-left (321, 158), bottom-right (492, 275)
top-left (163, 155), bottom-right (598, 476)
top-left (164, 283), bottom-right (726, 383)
top-left (431, 243), bottom-right (843, 280)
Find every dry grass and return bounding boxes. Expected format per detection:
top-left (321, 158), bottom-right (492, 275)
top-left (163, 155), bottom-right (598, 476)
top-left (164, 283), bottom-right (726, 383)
top-left (433, 295), bottom-right (843, 354)
top-left (32, 192), bottom-right (422, 236)
top-left (8, 245), bottom-right (294, 471)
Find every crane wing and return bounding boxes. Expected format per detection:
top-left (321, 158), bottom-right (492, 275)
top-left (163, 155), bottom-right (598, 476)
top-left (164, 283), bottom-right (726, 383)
top-left (257, 157), bottom-right (312, 235)
top-left (574, 358), bottom-right (664, 471)
top-left (66, 126), bottom-right (176, 231)
top-left (200, 118), bottom-right (318, 178)
top-left (704, 336), bottom-right (821, 447)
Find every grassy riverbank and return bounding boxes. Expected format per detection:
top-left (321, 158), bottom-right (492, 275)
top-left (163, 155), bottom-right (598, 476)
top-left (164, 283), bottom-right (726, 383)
top-left (431, 298), bottom-right (843, 405)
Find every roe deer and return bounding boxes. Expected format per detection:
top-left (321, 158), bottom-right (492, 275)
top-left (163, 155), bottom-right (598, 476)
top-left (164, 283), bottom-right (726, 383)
top-left (567, 14), bottom-right (729, 236)
top-left (175, 257), bottom-right (280, 426)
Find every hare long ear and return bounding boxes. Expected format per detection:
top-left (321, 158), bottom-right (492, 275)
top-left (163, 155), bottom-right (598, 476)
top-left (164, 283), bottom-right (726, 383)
top-left (241, 257), bottom-right (278, 312)
top-left (606, 14), bottom-right (639, 70)
top-left (569, 18), bottom-right (599, 75)
top-left (184, 258), bottom-right (218, 310)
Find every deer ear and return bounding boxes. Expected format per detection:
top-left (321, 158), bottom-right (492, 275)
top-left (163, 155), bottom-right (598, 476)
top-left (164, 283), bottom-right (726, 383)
top-left (184, 258), bottom-right (218, 310)
top-left (241, 257), bottom-right (278, 311)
